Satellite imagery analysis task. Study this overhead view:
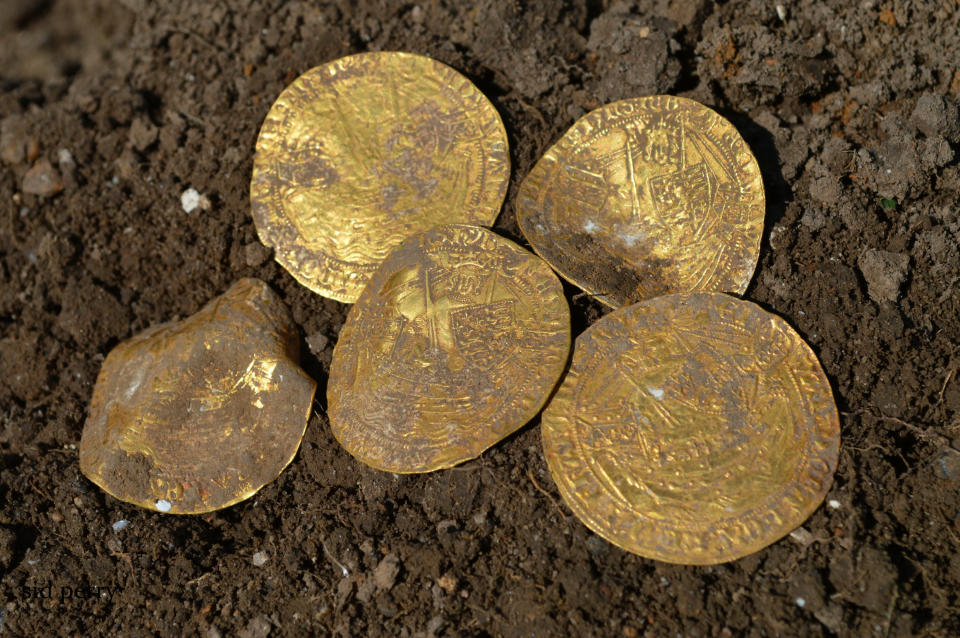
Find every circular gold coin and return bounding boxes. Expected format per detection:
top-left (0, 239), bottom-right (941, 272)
top-left (542, 292), bottom-right (839, 564)
top-left (517, 95), bottom-right (764, 308)
top-left (79, 278), bottom-right (316, 514)
top-left (251, 51), bottom-right (510, 303)
top-left (328, 224), bottom-right (570, 473)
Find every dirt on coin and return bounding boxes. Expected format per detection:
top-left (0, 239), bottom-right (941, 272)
top-left (1, 1), bottom-right (959, 636)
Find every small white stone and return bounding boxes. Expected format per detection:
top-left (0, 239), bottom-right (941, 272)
top-left (789, 527), bottom-right (815, 546)
top-left (252, 551), bottom-right (269, 566)
top-left (828, 499), bottom-right (841, 509)
top-left (180, 188), bottom-right (210, 214)
top-left (775, 4), bottom-right (787, 21)
top-left (155, 499), bottom-right (172, 512)
top-left (795, 597), bottom-right (806, 608)
top-left (111, 519), bottom-right (129, 532)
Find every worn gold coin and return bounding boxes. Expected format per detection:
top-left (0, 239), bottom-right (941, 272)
top-left (251, 51), bottom-right (510, 303)
top-left (328, 224), bottom-right (570, 473)
top-left (517, 95), bottom-right (764, 308)
top-left (79, 278), bottom-right (316, 514)
top-left (542, 292), bottom-right (839, 564)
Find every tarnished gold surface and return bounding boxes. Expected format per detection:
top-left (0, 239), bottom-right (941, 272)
top-left (542, 293), bottom-right (839, 564)
top-left (517, 95), bottom-right (764, 308)
top-left (79, 278), bottom-right (316, 514)
top-left (251, 51), bottom-right (510, 303)
top-left (328, 224), bottom-right (570, 473)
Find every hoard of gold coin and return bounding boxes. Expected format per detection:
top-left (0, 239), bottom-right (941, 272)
top-left (251, 51), bottom-right (510, 303)
top-left (328, 224), bottom-right (571, 473)
top-left (541, 292), bottom-right (839, 564)
top-left (517, 95), bottom-right (764, 308)
top-left (79, 278), bottom-right (316, 514)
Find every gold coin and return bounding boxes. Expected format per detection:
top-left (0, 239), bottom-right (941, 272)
top-left (517, 95), bottom-right (764, 308)
top-left (79, 278), bottom-right (316, 514)
top-left (328, 224), bottom-right (570, 473)
top-left (251, 52), bottom-right (510, 303)
top-left (542, 292), bottom-right (839, 564)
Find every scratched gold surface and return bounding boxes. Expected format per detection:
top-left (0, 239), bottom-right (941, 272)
top-left (541, 292), bottom-right (839, 564)
top-left (79, 278), bottom-right (316, 514)
top-left (251, 51), bottom-right (510, 303)
top-left (328, 224), bottom-right (570, 473)
top-left (517, 95), bottom-right (765, 308)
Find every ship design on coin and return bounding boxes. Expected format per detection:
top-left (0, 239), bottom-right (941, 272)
top-left (517, 96), bottom-right (764, 308)
top-left (328, 224), bottom-right (570, 473)
top-left (251, 52), bottom-right (509, 302)
top-left (541, 293), bottom-right (839, 564)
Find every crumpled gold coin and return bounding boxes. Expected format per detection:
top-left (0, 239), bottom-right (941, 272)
top-left (251, 51), bottom-right (510, 303)
top-left (517, 95), bottom-right (764, 308)
top-left (79, 278), bottom-right (316, 514)
top-left (328, 224), bottom-right (570, 473)
top-left (542, 292), bottom-right (839, 564)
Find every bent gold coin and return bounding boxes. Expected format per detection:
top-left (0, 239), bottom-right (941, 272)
top-left (79, 278), bottom-right (316, 514)
top-left (251, 51), bottom-right (510, 303)
top-left (541, 292), bottom-right (839, 564)
top-left (328, 224), bottom-right (570, 473)
top-left (517, 95), bottom-right (764, 308)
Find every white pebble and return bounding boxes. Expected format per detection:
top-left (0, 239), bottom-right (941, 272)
top-left (180, 188), bottom-right (210, 214)
top-left (155, 499), bottom-right (172, 512)
top-left (795, 597), bottom-right (806, 608)
top-left (775, 4), bottom-right (787, 21)
top-left (828, 499), bottom-right (841, 509)
top-left (789, 527), bottom-right (815, 546)
top-left (252, 551), bottom-right (269, 566)
top-left (111, 520), bottom-right (129, 532)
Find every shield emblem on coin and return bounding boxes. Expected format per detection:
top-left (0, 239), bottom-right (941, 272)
top-left (449, 299), bottom-right (517, 371)
top-left (648, 163), bottom-right (712, 229)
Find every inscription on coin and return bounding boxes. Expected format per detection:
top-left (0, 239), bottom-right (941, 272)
top-left (252, 51), bottom-right (510, 302)
top-left (541, 293), bottom-right (839, 564)
top-left (328, 224), bottom-right (570, 473)
top-left (517, 95), bottom-right (764, 308)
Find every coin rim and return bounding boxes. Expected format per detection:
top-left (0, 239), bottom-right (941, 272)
top-left (541, 292), bottom-right (839, 564)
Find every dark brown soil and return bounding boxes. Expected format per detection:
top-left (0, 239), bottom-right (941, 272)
top-left (2, 1), bottom-right (960, 636)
